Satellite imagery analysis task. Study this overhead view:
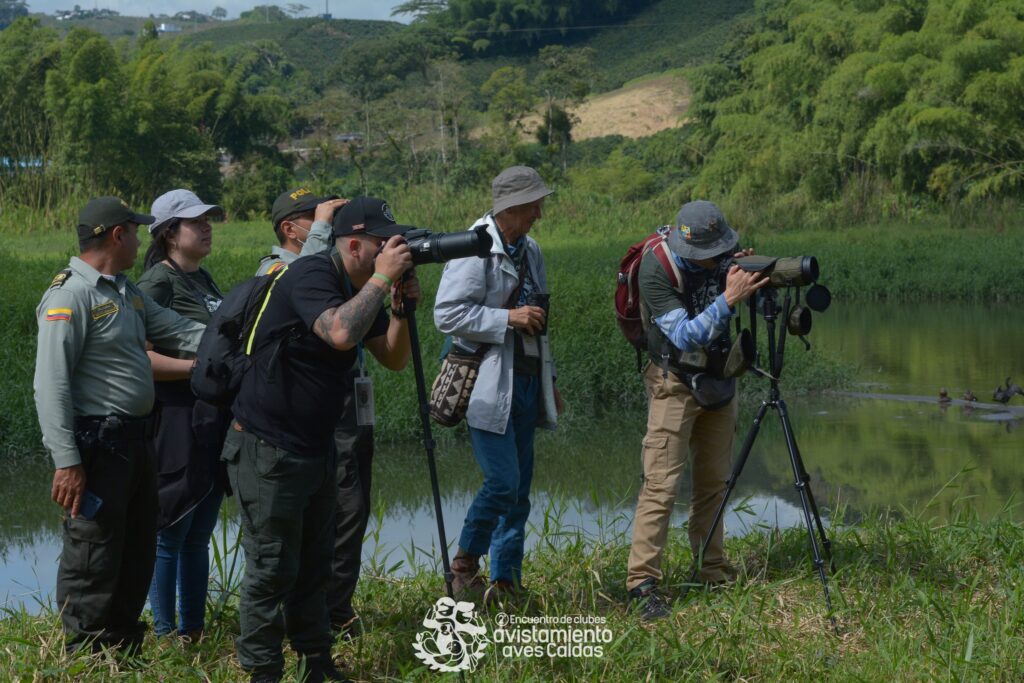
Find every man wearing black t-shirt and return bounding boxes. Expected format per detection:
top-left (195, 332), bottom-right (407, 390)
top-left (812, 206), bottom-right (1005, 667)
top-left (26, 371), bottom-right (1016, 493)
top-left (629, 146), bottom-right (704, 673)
top-left (221, 197), bottom-right (420, 683)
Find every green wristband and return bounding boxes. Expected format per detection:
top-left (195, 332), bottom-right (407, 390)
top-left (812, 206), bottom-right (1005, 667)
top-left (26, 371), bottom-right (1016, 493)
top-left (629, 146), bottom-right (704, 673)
top-left (372, 272), bottom-right (394, 288)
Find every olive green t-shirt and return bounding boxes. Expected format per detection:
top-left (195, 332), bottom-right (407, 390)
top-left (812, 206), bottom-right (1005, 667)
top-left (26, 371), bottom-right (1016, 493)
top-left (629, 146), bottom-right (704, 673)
top-left (137, 263), bottom-right (223, 357)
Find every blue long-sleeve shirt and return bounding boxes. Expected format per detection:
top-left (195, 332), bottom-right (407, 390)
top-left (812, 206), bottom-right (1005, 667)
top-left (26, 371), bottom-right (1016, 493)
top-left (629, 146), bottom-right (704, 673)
top-left (651, 254), bottom-right (734, 353)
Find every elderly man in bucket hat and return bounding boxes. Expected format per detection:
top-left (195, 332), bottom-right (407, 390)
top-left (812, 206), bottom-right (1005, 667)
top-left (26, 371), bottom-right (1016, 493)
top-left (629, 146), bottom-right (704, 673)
top-left (625, 200), bottom-right (767, 621)
top-left (434, 166), bottom-right (563, 606)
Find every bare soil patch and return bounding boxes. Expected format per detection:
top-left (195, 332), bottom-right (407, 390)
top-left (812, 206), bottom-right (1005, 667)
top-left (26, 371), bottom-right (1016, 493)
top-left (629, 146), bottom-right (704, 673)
top-left (526, 74), bottom-right (690, 141)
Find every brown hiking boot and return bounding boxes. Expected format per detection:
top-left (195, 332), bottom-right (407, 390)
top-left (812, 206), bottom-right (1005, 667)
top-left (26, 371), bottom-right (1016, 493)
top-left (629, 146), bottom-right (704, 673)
top-left (451, 551), bottom-right (486, 601)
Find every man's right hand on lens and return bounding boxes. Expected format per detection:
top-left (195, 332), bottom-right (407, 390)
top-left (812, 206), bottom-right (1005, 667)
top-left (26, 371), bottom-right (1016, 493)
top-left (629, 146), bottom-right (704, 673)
top-left (52, 464), bottom-right (86, 517)
top-left (724, 265), bottom-right (768, 307)
top-left (508, 305), bottom-right (547, 335)
top-left (373, 235), bottom-right (415, 283)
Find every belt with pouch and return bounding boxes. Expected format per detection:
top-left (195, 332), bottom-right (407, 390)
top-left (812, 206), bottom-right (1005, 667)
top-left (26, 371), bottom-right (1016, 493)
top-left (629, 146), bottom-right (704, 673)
top-left (74, 414), bottom-right (156, 443)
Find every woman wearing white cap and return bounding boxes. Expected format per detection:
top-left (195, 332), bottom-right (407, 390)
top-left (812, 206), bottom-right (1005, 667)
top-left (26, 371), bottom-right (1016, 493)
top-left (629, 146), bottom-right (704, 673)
top-left (137, 188), bottom-right (228, 643)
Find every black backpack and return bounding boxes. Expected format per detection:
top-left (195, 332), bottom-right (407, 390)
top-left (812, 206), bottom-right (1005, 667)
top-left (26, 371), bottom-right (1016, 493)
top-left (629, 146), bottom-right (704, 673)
top-left (190, 267), bottom-right (295, 408)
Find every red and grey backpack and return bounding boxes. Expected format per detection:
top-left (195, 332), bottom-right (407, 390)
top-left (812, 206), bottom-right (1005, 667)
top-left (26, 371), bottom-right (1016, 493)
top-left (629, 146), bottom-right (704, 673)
top-left (615, 226), bottom-right (684, 368)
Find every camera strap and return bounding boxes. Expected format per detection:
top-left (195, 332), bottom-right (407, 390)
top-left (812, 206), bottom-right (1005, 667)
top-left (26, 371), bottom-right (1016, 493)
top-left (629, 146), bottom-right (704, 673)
top-left (165, 258), bottom-right (223, 314)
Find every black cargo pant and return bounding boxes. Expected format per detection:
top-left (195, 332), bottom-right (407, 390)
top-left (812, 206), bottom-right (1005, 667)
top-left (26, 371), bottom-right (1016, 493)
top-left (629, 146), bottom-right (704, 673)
top-left (57, 416), bottom-right (158, 653)
top-left (222, 424), bottom-right (337, 675)
top-left (328, 384), bottom-right (374, 630)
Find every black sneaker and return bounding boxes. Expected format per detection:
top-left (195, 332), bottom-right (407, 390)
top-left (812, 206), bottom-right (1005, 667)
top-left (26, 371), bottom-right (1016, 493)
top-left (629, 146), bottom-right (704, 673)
top-left (300, 653), bottom-right (351, 683)
top-left (628, 579), bottom-right (672, 621)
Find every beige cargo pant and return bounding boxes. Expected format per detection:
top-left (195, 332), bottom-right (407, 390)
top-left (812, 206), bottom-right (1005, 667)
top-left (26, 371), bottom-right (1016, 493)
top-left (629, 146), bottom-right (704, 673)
top-left (627, 363), bottom-right (737, 590)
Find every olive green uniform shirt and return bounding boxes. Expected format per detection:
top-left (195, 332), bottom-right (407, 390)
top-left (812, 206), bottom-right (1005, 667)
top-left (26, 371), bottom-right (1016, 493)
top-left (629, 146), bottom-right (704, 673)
top-left (33, 256), bottom-right (206, 469)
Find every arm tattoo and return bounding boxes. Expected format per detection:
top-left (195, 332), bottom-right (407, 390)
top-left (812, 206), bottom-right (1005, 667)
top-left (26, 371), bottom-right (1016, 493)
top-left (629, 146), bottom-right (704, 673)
top-left (314, 281), bottom-right (388, 347)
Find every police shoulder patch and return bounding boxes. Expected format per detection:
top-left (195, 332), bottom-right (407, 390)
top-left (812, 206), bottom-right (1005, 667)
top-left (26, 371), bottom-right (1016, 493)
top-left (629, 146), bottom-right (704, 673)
top-left (49, 270), bottom-right (72, 290)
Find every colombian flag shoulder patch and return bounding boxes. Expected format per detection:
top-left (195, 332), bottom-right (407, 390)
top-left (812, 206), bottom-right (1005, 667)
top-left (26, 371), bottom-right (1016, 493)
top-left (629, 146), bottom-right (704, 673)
top-left (46, 308), bottom-right (73, 322)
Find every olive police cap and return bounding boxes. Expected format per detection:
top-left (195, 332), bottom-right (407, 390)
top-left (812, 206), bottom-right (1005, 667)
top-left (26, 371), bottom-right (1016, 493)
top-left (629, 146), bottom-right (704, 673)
top-left (77, 196), bottom-right (155, 239)
top-left (271, 188), bottom-right (336, 230)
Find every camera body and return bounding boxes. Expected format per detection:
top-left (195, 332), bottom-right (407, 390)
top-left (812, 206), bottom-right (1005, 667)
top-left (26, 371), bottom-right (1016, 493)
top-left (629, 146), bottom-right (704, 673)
top-left (403, 225), bottom-right (493, 266)
top-left (525, 291), bottom-right (550, 335)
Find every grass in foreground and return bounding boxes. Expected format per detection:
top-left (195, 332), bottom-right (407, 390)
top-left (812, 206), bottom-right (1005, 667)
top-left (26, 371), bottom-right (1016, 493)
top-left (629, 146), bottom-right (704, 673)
top-left (1, 501), bottom-right (1022, 682)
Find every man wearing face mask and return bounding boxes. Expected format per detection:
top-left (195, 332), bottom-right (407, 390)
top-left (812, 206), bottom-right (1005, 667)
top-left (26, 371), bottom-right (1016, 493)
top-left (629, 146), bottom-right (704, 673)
top-left (255, 188), bottom-right (349, 276)
top-left (223, 197), bottom-right (419, 683)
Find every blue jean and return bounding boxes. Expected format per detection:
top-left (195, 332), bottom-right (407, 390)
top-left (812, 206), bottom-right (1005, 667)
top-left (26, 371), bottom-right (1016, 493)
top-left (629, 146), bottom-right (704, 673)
top-left (459, 374), bottom-right (539, 585)
top-left (148, 487), bottom-right (223, 635)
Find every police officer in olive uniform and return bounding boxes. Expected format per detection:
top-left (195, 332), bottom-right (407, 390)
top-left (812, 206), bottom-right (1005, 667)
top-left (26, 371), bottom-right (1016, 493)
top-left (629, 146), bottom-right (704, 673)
top-left (255, 188), bottom-right (344, 276)
top-left (34, 197), bottom-right (206, 653)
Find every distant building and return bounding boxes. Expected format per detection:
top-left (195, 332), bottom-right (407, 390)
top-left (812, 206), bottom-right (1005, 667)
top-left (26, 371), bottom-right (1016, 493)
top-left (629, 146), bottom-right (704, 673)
top-left (333, 133), bottom-right (364, 144)
top-left (157, 23), bottom-right (182, 33)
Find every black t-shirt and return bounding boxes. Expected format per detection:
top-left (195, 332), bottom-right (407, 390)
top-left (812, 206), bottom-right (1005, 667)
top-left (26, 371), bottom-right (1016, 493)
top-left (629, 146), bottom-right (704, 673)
top-left (232, 251), bottom-right (389, 454)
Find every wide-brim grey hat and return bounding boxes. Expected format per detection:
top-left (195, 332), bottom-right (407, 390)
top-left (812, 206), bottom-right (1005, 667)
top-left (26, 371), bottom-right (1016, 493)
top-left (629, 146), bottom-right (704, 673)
top-left (492, 166), bottom-right (554, 215)
top-left (149, 189), bottom-right (224, 234)
top-left (666, 200), bottom-right (739, 260)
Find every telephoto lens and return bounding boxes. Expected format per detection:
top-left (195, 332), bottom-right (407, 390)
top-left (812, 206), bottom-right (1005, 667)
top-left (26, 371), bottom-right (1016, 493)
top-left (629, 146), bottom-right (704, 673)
top-left (404, 225), bottom-right (493, 265)
top-left (734, 255), bottom-right (819, 288)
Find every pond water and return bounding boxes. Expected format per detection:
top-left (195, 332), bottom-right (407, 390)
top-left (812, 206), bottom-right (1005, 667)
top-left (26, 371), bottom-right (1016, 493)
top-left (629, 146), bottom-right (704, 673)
top-left (2, 302), bottom-right (1022, 612)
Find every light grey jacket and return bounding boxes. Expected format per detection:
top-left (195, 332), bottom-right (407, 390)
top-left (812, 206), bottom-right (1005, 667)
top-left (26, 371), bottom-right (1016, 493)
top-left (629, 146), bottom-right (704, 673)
top-left (434, 213), bottom-right (557, 435)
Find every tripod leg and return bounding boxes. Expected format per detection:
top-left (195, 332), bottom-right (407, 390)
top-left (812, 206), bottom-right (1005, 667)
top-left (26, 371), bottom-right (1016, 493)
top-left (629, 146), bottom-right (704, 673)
top-left (404, 307), bottom-right (456, 599)
top-left (684, 400), bottom-right (770, 594)
top-left (777, 399), bottom-right (834, 570)
top-left (777, 400), bottom-right (838, 630)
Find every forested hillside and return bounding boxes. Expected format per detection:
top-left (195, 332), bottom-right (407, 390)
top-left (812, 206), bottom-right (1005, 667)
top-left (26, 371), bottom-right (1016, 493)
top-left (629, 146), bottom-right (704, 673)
top-left (1, 0), bottom-right (1021, 231)
top-left (686, 0), bottom-right (1024, 215)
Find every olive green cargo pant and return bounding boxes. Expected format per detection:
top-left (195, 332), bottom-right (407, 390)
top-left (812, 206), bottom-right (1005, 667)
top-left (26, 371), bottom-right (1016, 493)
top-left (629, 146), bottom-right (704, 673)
top-left (222, 425), bottom-right (337, 675)
top-left (626, 363), bottom-right (737, 591)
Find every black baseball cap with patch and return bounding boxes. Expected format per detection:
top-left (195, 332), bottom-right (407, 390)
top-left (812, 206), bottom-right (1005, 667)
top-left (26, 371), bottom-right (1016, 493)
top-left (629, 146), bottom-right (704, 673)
top-left (77, 196), bottom-right (155, 239)
top-left (332, 197), bottom-right (414, 239)
top-left (271, 187), bottom-right (336, 229)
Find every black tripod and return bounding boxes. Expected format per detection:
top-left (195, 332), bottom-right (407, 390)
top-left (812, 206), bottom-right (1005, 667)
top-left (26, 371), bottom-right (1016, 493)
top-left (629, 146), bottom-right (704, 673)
top-left (686, 287), bottom-right (838, 630)
top-left (402, 294), bottom-right (456, 600)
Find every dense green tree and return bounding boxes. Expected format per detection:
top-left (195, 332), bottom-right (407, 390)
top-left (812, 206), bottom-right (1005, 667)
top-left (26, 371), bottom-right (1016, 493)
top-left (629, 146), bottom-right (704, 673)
top-left (239, 5), bottom-right (289, 22)
top-left (535, 45), bottom-right (594, 166)
top-left (399, 0), bottom-right (660, 55)
top-left (687, 0), bottom-right (1024, 207)
top-left (0, 19), bottom-right (290, 208)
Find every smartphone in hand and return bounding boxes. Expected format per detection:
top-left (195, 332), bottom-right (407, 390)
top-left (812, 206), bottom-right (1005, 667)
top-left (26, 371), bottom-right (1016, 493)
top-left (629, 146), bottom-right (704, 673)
top-left (77, 490), bottom-right (103, 520)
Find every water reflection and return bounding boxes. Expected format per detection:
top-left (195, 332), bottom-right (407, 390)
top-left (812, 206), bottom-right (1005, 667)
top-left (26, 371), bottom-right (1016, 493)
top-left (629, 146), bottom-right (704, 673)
top-left (2, 302), bottom-right (1022, 612)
